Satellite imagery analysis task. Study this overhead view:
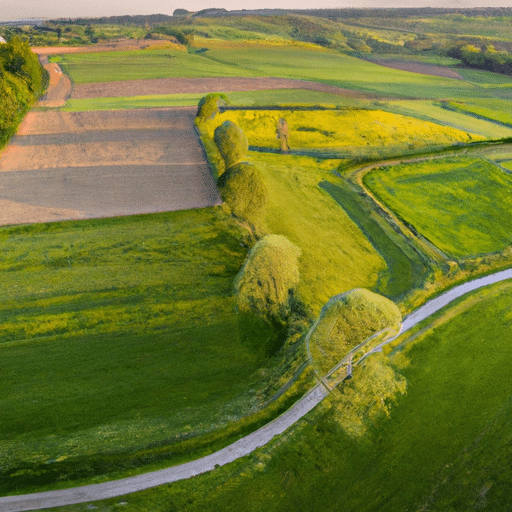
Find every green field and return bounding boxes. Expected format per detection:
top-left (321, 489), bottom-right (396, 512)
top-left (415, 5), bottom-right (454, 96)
top-left (236, 152), bottom-right (387, 313)
top-left (0, 209), bottom-right (310, 492)
top-left (52, 48), bottom-right (259, 83)
top-left (55, 280), bottom-right (512, 511)
top-left (6, 10), bottom-right (512, 506)
top-left (62, 89), bottom-right (362, 112)
top-left (382, 100), bottom-right (512, 139)
top-left (52, 42), bottom-right (502, 101)
top-left (446, 98), bottom-right (512, 126)
top-left (364, 157), bottom-right (512, 258)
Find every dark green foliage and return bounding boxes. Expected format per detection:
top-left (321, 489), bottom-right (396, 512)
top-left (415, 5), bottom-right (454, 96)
top-left (214, 120), bottom-right (249, 169)
top-left (196, 92), bottom-right (229, 120)
top-left (0, 36), bottom-right (47, 149)
top-left (219, 162), bottom-right (267, 224)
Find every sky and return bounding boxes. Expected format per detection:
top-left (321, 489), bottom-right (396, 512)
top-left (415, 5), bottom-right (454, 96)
top-left (0, 0), bottom-right (509, 22)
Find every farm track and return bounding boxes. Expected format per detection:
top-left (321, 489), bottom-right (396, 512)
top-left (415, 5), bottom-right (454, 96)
top-left (2, 269), bottom-right (512, 512)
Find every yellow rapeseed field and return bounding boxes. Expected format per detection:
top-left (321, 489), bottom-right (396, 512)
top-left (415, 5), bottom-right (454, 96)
top-left (202, 109), bottom-right (481, 151)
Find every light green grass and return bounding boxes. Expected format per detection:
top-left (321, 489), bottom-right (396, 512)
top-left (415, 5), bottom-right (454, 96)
top-left (382, 100), bottom-right (512, 139)
top-left (52, 48), bottom-right (259, 83)
top-left (62, 94), bottom-right (207, 111)
top-left (0, 209), bottom-right (295, 492)
top-left (318, 180), bottom-right (429, 299)
top-left (446, 98), bottom-right (512, 126)
top-left (56, 43), bottom-right (491, 99)
top-left (364, 156), bottom-right (512, 258)
top-left (54, 281), bottom-right (512, 512)
top-left (200, 44), bottom-right (493, 99)
top-left (243, 152), bottom-right (387, 314)
top-left (62, 90), bottom-right (360, 112)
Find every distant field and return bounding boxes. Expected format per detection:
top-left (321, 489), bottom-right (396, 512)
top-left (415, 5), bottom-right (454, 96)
top-left (52, 48), bottom-right (259, 83)
top-left (199, 44), bottom-right (497, 99)
top-left (364, 157), bottom-right (512, 258)
top-left (383, 100), bottom-right (512, 139)
top-left (78, 280), bottom-right (512, 512)
top-left (53, 43), bottom-right (495, 100)
top-left (446, 99), bottom-right (512, 126)
top-left (203, 108), bottom-right (479, 155)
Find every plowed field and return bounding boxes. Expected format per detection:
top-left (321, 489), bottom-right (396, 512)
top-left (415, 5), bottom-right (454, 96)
top-left (71, 76), bottom-right (374, 99)
top-left (0, 108), bottom-right (221, 225)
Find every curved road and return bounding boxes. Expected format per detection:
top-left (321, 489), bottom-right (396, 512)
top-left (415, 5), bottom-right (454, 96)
top-left (1, 269), bottom-right (511, 512)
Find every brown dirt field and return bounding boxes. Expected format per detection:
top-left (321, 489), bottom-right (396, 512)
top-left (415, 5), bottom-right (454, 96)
top-left (31, 39), bottom-right (184, 55)
top-left (0, 108), bottom-right (221, 226)
top-left (370, 59), bottom-right (463, 80)
top-left (71, 77), bottom-right (378, 100)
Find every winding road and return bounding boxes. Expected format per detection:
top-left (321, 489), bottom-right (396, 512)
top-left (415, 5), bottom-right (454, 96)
top-left (1, 269), bottom-right (511, 512)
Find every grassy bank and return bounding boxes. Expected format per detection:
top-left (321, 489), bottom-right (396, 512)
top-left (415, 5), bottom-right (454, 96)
top-left (364, 156), bottom-right (512, 258)
top-left (0, 209), bottom-right (309, 493)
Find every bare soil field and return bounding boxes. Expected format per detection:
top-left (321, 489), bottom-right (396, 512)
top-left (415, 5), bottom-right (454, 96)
top-left (31, 39), bottom-right (183, 55)
top-left (370, 59), bottom-right (463, 80)
top-left (71, 77), bottom-right (377, 99)
top-left (0, 108), bottom-right (221, 225)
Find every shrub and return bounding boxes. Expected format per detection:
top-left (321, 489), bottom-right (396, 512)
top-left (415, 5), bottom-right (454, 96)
top-left (196, 92), bottom-right (229, 120)
top-left (214, 120), bottom-right (248, 169)
top-left (234, 234), bottom-right (302, 323)
top-left (310, 288), bottom-right (401, 374)
top-left (219, 162), bottom-right (267, 225)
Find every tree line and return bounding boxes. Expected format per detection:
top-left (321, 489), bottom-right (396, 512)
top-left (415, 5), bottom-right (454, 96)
top-left (0, 37), bottom-right (48, 149)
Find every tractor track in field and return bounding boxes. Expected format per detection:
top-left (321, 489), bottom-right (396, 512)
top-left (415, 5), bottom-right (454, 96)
top-left (2, 269), bottom-right (512, 512)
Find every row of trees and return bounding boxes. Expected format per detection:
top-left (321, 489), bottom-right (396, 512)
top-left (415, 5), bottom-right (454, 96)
top-left (448, 43), bottom-right (512, 76)
top-left (0, 37), bottom-right (48, 148)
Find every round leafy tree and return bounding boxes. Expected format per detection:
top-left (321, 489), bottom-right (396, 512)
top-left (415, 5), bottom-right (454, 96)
top-left (214, 120), bottom-right (248, 169)
top-left (234, 234), bottom-right (301, 322)
top-left (309, 288), bottom-right (402, 374)
top-left (196, 93), bottom-right (229, 120)
top-left (219, 162), bottom-right (266, 223)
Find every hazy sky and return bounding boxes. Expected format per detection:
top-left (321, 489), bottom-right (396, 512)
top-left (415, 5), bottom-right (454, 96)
top-left (0, 0), bottom-right (509, 22)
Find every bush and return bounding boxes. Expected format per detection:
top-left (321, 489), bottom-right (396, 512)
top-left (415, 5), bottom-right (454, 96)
top-left (234, 234), bottom-right (302, 323)
top-left (310, 288), bottom-right (401, 374)
top-left (219, 162), bottom-right (266, 225)
top-left (214, 120), bottom-right (248, 169)
top-left (196, 92), bottom-right (229, 120)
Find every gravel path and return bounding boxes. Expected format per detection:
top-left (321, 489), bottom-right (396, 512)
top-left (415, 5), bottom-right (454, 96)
top-left (1, 269), bottom-right (511, 512)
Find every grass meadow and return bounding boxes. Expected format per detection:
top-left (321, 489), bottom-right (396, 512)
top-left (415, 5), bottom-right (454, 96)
top-left (51, 49), bottom-right (259, 83)
top-left (0, 209), bottom-right (314, 493)
top-left (364, 157), bottom-right (512, 258)
top-left (62, 90), bottom-right (363, 112)
top-left (235, 152), bottom-right (387, 313)
top-left (54, 280), bottom-right (512, 512)
top-left (381, 100), bottom-right (512, 139)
